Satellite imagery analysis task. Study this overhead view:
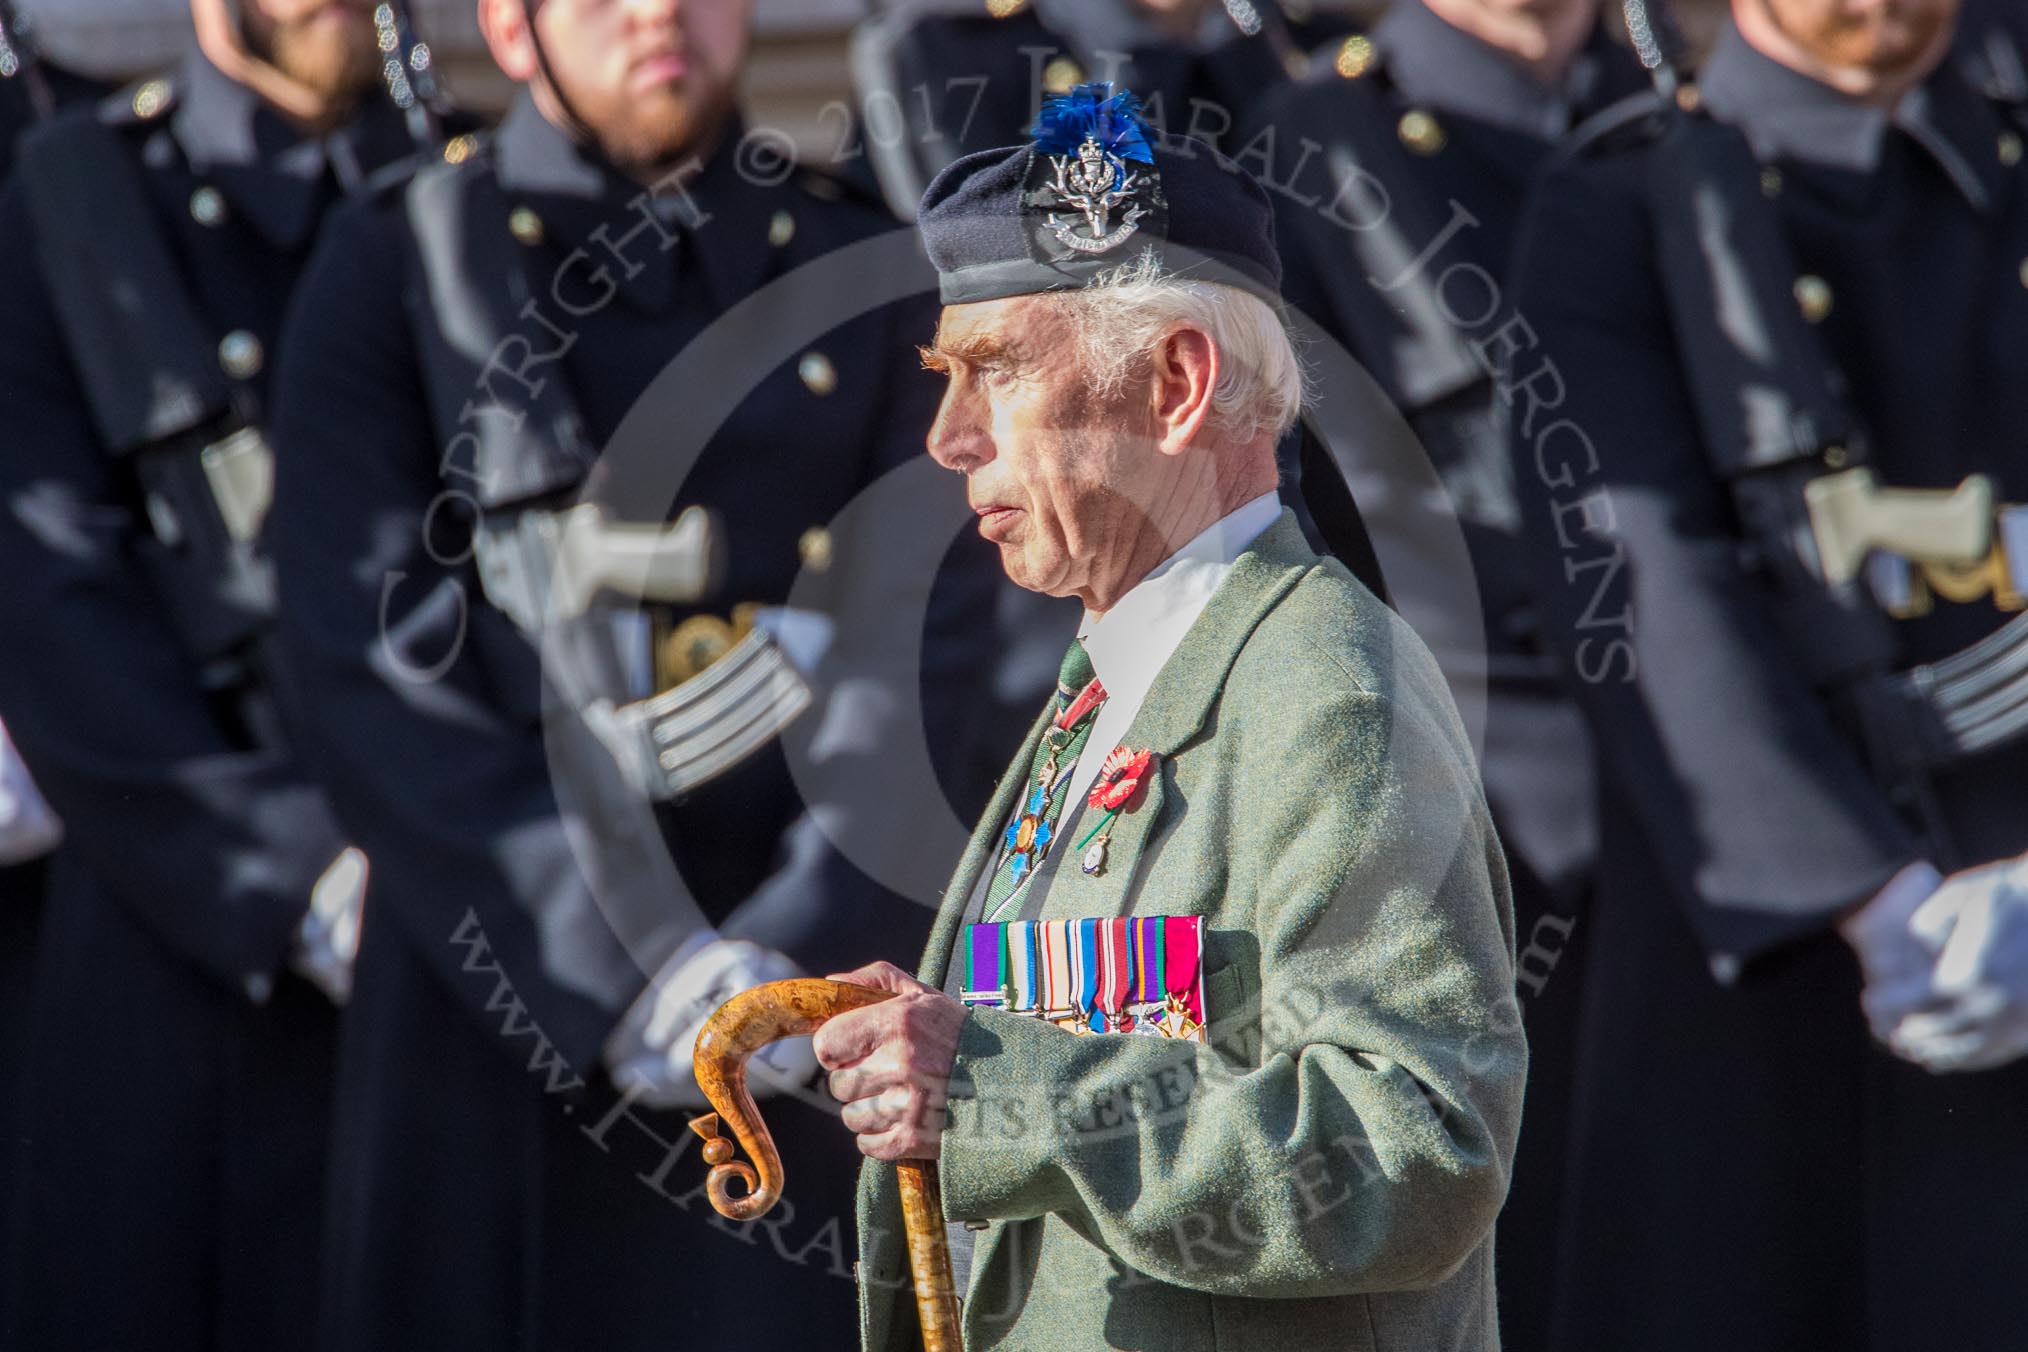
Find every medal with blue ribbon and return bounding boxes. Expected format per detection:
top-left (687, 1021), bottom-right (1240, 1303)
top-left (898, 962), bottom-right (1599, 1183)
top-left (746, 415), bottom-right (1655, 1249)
top-left (1073, 918), bottom-right (1102, 1032)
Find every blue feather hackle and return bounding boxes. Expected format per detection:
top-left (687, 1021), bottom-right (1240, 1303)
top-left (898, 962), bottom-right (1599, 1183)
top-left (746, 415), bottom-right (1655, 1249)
top-left (1029, 83), bottom-right (1156, 167)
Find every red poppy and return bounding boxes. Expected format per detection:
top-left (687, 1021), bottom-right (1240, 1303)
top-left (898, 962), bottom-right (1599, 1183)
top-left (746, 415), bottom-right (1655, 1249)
top-left (1088, 747), bottom-right (1157, 812)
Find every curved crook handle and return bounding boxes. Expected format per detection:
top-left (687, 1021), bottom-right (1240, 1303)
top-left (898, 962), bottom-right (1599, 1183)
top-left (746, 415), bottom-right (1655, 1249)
top-left (687, 978), bottom-right (893, 1221)
top-left (689, 977), bottom-right (963, 1352)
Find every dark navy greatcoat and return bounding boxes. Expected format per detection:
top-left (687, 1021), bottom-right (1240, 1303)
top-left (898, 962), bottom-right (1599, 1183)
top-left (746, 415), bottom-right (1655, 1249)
top-left (1509, 23), bottom-right (2028, 1352)
top-left (267, 93), bottom-right (998, 1352)
top-left (0, 51), bottom-right (109, 1339)
top-left (0, 60), bottom-right (108, 181)
top-left (0, 53), bottom-right (419, 1352)
top-left (1238, 8), bottom-right (1643, 1347)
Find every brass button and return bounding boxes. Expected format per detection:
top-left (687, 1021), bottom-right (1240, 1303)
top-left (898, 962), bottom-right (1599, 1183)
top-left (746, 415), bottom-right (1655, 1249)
top-left (441, 133), bottom-right (477, 165)
top-left (1397, 109), bottom-right (1446, 156)
top-left (1759, 167), bottom-right (1783, 199)
top-left (218, 330), bottom-right (264, 380)
top-left (1334, 35), bottom-right (1375, 80)
top-left (131, 79), bottom-right (170, 120)
top-left (984, 0), bottom-right (1028, 15)
top-left (1823, 444), bottom-right (1850, 469)
top-left (1042, 56), bottom-right (1084, 95)
top-left (768, 209), bottom-right (795, 249)
top-left (2001, 131), bottom-right (2024, 167)
top-left (798, 351), bottom-right (838, 397)
top-left (661, 615), bottom-right (737, 685)
top-left (799, 172), bottom-right (841, 202)
top-left (508, 205), bottom-right (545, 247)
top-left (1793, 274), bottom-right (1833, 324)
top-left (189, 186), bottom-right (228, 227)
top-left (1675, 83), bottom-right (1702, 113)
top-left (799, 526), bottom-right (834, 573)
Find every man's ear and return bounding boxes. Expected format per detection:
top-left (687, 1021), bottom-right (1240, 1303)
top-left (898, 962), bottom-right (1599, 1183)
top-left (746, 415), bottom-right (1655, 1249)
top-left (1149, 325), bottom-right (1218, 458)
top-left (477, 0), bottom-right (540, 83)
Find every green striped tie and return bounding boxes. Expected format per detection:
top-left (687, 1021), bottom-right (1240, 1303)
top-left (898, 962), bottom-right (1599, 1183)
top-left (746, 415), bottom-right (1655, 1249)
top-left (983, 638), bottom-right (1102, 922)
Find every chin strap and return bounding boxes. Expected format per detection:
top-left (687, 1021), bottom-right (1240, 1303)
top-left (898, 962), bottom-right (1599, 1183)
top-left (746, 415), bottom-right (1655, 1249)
top-left (519, 0), bottom-right (599, 146)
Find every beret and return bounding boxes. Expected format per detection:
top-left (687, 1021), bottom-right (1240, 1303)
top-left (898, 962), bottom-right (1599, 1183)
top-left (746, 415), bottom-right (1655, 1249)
top-left (916, 84), bottom-right (1282, 306)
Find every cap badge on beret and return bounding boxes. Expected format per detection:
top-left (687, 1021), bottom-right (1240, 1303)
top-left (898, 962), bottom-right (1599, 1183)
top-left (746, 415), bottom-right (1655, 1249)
top-left (1028, 84), bottom-right (1161, 257)
top-left (916, 79), bottom-right (1277, 305)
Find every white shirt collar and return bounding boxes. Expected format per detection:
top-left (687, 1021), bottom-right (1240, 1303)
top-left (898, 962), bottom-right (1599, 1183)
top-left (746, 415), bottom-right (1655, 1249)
top-left (1077, 493), bottom-right (1281, 721)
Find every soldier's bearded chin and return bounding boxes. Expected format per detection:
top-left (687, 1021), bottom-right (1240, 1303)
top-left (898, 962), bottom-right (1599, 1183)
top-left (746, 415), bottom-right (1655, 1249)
top-left (607, 84), bottom-right (740, 176)
top-left (1766, 0), bottom-right (1956, 74)
top-left (256, 9), bottom-right (382, 103)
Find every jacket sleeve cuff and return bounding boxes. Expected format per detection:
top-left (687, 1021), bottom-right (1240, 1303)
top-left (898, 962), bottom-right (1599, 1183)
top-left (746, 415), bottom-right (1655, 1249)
top-left (937, 1008), bottom-right (1093, 1227)
top-left (1695, 852), bottom-right (1930, 984)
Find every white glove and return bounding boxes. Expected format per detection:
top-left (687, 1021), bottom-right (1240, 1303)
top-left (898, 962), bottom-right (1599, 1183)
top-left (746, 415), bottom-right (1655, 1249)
top-left (292, 847), bottom-right (367, 1005)
top-left (604, 931), bottom-right (814, 1110)
top-left (1840, 860), bottom-right (1946, 1047)
top-left (0, 719), bottom-right (62, 866)
top-left (1886, 854), bottom-right (2028, 1074)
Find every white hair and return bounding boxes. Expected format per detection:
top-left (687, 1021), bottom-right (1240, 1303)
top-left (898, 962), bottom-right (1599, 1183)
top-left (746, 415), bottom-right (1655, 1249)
top-left (1049, 251), bottom-right (1309, 443)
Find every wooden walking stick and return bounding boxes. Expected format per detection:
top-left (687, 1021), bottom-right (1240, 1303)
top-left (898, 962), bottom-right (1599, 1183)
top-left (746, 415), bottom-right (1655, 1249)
top-left (688, 979), bottom-right (962, 1352)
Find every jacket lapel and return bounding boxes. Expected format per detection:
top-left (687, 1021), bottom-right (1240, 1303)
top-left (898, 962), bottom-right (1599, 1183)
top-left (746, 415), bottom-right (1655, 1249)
top-left (963, 514), bottom-right (1321, 1318)
top-left (865, 710), bottom-right (1051, 1352)
top-left (1039, 511), bottom-right (1317, 917)
top-left (862, 709), bottom-right (1052, 1351)
top-left (916, 702), bottom-right (1055, 988)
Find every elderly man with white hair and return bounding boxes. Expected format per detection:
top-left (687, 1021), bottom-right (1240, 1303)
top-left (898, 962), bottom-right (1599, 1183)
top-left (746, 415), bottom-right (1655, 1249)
top-left (813, 85), bottom-right (1526, 1352)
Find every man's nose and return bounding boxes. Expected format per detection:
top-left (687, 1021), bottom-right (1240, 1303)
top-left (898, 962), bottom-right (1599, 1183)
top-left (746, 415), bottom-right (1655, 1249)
top-left (925, 382), bottom-right (992, 473)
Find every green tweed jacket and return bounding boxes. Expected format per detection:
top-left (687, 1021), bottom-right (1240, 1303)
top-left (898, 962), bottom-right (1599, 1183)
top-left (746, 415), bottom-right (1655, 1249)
top-left (855, 513), bottom-right (1525, 1352)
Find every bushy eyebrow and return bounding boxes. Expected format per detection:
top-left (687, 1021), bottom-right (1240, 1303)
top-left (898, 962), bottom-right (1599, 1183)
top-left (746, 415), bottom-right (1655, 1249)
top-left (918, 330), bottom-right (1012, 374)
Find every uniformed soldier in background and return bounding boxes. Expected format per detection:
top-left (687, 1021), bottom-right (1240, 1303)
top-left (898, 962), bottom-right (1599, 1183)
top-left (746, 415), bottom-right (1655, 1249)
top-left (1235, 6), bottom-right (1642, 1348)
top-left (0, 1), bottom-right (449, 1348)
top-left (0, 1), bottom-right (107, 1328)
top-left (265, 0), bottom-right (996, 1347)
top-left (1509, 0), bottom-right (2028, 1347)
